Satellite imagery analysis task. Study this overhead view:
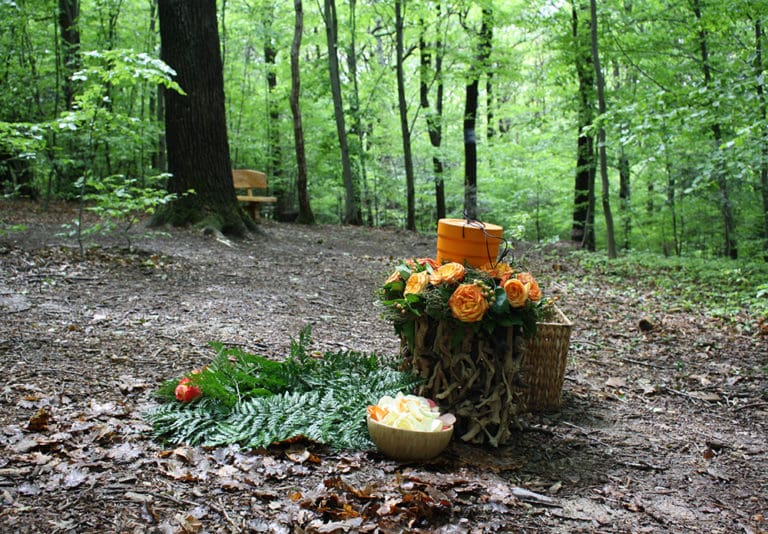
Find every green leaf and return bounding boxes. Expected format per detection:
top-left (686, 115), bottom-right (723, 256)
top-left (491, 286), bottom-right (509, 315)
top-left (396, 264), bottom-right (412, 279)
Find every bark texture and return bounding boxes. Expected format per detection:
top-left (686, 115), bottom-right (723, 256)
top-left (155, 0), bottom-right (247, 235)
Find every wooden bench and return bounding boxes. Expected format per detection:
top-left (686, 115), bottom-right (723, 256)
top-left (233, 169), bottom-right (277, 221)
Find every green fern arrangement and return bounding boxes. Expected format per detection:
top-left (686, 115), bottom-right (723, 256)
top-left (145, 327), bottom-right (422, 450)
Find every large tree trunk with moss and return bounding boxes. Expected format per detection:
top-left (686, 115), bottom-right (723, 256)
top-left (153, 0), bottom-right (250, 235)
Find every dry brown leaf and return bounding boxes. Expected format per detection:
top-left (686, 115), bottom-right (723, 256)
top-left (285, 447), bottom-right (310, 464)
top-left (106, 442), bottom-right (142, 463)
top-left (605, 377), bottom-right (627, 389)
top-left (176, 513), bottom-right (203, 534)
top-left (26, 406), bottom-right (53, 432)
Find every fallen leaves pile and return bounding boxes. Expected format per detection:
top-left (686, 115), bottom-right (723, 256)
top-left (2, 391), bottom-right (556, 531)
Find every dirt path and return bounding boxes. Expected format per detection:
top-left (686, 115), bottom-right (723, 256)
top-left (1, 201), bottom-right (766, 533)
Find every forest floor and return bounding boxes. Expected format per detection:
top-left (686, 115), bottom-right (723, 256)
top-left (0, 199), bottom-right (766, 533)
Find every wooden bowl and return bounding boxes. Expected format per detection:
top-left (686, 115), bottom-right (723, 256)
top-left (367, 416), bottom-right (453, 461)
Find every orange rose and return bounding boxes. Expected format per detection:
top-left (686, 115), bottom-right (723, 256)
top-left (416, 258), bottom-right (438, 269)
top-left (448, 283), bottom-right (490, 322)
top-left (405, 258), bottom-right (438, 270)
top-left (481, 262), bottom-right (513, 283)
top-left (503, 278), bottom-right (529, 308)
top-left (430, 262), bottom-right (466, 285)
top-left (404, 271), bottom-right (429, 295)
top-left (517, 272), bottom-right (541, 302)
top-left (384, 270), bottom-right (402, 285)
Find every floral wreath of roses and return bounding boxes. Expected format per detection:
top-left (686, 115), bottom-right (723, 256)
top-left (380, 258), bottom-right (552, 347)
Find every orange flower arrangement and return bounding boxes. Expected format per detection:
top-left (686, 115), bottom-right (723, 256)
top-left (380, 258), bottom-right (549, 347)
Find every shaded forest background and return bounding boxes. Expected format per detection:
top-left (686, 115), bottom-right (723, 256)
top-left (1, 0), bottom-right (768, 261)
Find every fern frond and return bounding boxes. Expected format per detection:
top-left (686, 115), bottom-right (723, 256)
top-left (146, 330), bottom-right (426, 451)
top-left (144, 398), bottom-right (228, 445)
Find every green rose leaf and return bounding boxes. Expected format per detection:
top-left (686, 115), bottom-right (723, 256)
top-left (396, 264), bottom-right (412, 280)
top-left (491, 286), bottom-right (509, 315)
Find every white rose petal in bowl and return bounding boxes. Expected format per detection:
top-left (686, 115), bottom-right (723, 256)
top-left (366, 393), bottom-right (454, 461)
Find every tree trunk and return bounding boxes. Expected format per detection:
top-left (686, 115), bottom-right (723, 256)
top-left (571, 0), bottom-right (596, 250)
top-left (323, 0), bottom-right (361, 225)
top-left (618, 148), bottom-right (630, 250)
top-left (692, 0), bottom-right (737, 259)
top-left (419, 10), bottom-right (446, 223)
top-left (58, 0), bottom-right (80, 111)
top-left (347, 0), bottom-right (371, 226)
top-left (755, 19), bottom-right (768, 261)
top-left (665, 156), bottom-right (681, 256)
top-left (589, 0), bottom-right (617, 259)
top-left (264, 9), bottom-right (286, 217)
top-left (486, 74), bottom-right (494, 142)
top-left (291, 0), bottom-right (314, 224)
top-left (153, 0), bottom-right (249, 235)
top-left (464, 78), bottom-right (479, 220)
top-left (614, 53), bottom-right (633, 251)
top-left (483, 10), bottom-right (493, 142)
top-left (148, 0), bottom-right (166, 174)
top-left (395, 0), bottom-right (416, 231)
top-left (463, 7), bottom-right (492, 221)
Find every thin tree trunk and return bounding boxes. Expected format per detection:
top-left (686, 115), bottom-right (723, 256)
top-left (692, 0), bottom-right (737, 259)
top-left (464, 78), bottom-right (479, 220)
top-left (755, 18), bottom-right (768, 261)
top-left (665, 156), bottom-right (680, 256)
top-left (419, 10), bottom-right (446, 223)
top-left (347, 0), bottom-right (369, 226)
top-left (613, 49), bottom-right (633, 251)
top-left (589, 0), bottom-right (616, 259)
top-left (264, 8), bottom-right (285, 216)
top-left (571, 0), bottom-right (595, 250)
top-left (463, 7), bottom-right (492, 221)
top-left (323, 0), bottom-right (360, 225)
top-left (485, 14), bottom-right (494, 161)
top-left (291, 0), bottom-right (314, 224)
top-left (58, 0), bottom-right (80, 111)
top-left (618, 147), bottom-right (630, 249)
top-left (486, 73), bottom-right (494, 142)
top-left (395, 0), bottom-right (416, 231)
top-left (148, 0), bottom-right (166, 173)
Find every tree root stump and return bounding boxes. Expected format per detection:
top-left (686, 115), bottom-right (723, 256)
top-left (400, 318), bottom-right (526, 447)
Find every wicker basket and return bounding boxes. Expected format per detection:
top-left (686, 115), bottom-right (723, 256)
top-left (520, 306), bottom-right (573, 412)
